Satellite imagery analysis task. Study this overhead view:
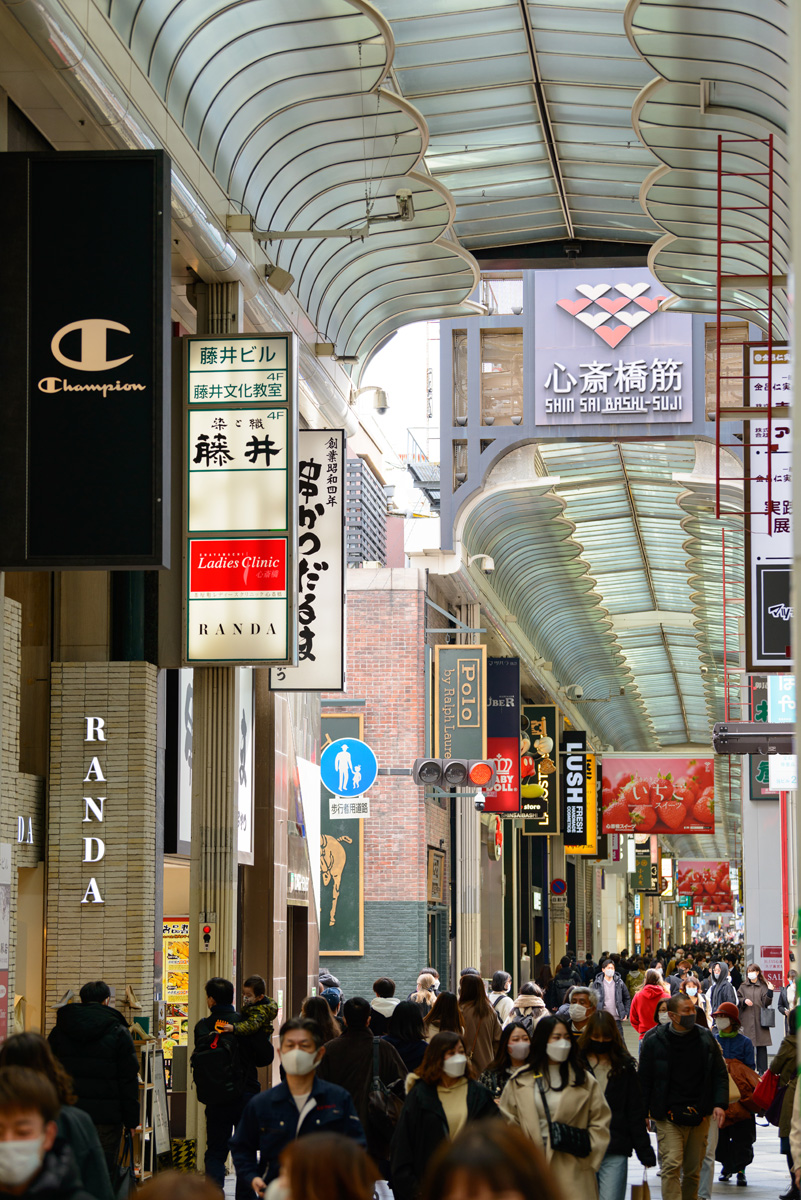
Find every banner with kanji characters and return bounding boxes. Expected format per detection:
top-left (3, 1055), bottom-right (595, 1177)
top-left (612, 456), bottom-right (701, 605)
top-left (601, 756), bottom-right (715, 834)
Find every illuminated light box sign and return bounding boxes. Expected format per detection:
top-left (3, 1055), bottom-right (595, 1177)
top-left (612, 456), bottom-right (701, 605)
top-left (601, 755), bottom-right (715, 835)
top-left (534, 268), bottom-right (693, 426)
top-left (183, 333), bottom-right (297, 666)
top-left (186, 537), bottom-right (289, 662)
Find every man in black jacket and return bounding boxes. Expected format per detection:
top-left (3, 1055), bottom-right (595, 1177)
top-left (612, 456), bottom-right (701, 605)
top-left (315, 997), bottom-right (406, 1170)
top-left (193, 976), bottom-right (269, 1196)
top-left (48, 980), bottom-right (139, 1180)
top-left (546, 955), bottom-right (582, 1011)
top-left (639, 994), bottom-right (728, 1200)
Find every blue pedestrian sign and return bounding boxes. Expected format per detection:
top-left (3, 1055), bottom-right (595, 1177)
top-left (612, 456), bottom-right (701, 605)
top-left (321, 738), bottom-right (378, 799)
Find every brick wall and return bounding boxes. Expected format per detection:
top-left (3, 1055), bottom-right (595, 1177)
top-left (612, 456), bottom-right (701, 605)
top-left (322, 569), bottom-right (441, 998)
top-left (46, 663), bottom-right (158, 1026)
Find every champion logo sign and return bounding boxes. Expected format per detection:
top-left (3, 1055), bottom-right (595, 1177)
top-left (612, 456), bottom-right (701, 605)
top-left (556, 283), bottom-right (670, 349)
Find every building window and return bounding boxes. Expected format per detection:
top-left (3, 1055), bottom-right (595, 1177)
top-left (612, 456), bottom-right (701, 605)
top-left (480, 330), bottom-right (523, 426)
top-left (453, 330), bottom-right (468, 426)
top-left (453, 441), bottom-right (467, 491)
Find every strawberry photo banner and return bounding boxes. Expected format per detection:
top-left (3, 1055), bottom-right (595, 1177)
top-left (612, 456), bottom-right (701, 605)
top-left (601, 756), bottom-right (715, 835)
top-left (676, 861), bottom-right (733, 912)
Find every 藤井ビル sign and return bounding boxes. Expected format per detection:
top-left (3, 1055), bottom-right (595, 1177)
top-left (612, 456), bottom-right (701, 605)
top-left (434, 646), bottom-right (487, 760)
top-left (184, 333), bottom-right (297, 666)
top-left (485, 657), bottom-right (520, 814)
top-left (534, 268), bottom-right (693, 427)
top-left (0, 152), bottom-right (171, 569)
top-left (745, 344), bottom-right (792, 672)
top-left (271, 431), bottom-right (345, 691)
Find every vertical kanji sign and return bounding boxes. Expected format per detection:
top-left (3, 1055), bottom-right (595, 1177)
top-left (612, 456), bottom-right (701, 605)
top-left (184, 334), bottom-right (297, 665)
top-left (271, 430), bottom-right (345, 691)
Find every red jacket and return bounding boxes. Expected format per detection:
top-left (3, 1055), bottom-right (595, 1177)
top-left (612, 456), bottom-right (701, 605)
top-left (629, 984), bottom-right (668, 1037)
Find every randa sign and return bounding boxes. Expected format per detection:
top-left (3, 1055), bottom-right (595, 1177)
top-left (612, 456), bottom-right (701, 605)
top-left (81, 716), bottom-right (108, 905)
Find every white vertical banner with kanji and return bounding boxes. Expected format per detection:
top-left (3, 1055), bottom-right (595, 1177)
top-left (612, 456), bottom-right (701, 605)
top-left (270, 430), bottom-right (345, 691)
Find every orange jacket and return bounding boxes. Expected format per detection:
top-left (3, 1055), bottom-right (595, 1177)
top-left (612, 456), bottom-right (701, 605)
top-left (629, 984), bottom-right (668, 1037)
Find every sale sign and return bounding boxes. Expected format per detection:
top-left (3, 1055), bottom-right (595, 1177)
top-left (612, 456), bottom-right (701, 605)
top-left (677, 861), bottom-right (732, 912)
top-left (601, 756), bottom-right (715, 834)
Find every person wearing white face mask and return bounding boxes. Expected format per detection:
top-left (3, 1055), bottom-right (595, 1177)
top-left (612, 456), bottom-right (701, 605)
top-left (390, 1031), bottom-right (498, 1200)
top-left (679, 976), bottom-right (710, 1029)
top-left (555, 986), bottom-right (598, 1041)
top-left (478, 1023), bottom-right (532, 1101)
top-left (736, 963), bottom-right (775, 1073)
top-left (230, 1018), bottom-right (365, 1196)
top-left (0, 1066), bottom-right (95, 1200)
top-left (591, 960), bottom-right (631, 1035)
top-left (499, 1015), bottom-right (611, 1200)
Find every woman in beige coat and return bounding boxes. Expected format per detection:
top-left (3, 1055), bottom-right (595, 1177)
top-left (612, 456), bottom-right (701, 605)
top-left (458, 974), bottom-right (502, 1074)
top-left (500, 1014), bottom-right (611, 1200)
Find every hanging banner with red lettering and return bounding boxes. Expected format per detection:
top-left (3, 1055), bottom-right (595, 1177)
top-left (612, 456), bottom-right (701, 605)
top-left (484, 657), bottom-right (520, 814)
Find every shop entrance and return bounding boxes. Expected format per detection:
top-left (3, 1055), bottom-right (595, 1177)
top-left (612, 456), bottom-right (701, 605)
top-left (16, 866), bottom-right (44, 1033)
top-left (287, 906), bottom-right (308, 1019)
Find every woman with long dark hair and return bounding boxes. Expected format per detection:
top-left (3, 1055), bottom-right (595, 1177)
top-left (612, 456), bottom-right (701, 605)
top-left (681, 975), bottom-right (710, 1028)
top-left (478, 1021), bottom-right (531, 1101)
top-left (499, 1015), bottom-right (610, 1200)
top-left (424, 992), bottom-right (464, 1041)
top-left (301, 995), bottom-right (341, 1042)
top-left (458, 974), bottom-right (502, 1073)
top-left (390, 1031), bottom-right (498, 1200)
top-left (578, 1012), bottom-right (655, 1200)
top-left (0, 1032), bottom-right (113, 1200)
top-left (384, 1001), bottom-right (429, 1072)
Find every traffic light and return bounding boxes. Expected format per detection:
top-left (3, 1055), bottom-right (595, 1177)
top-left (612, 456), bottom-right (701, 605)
top-left (412, 758), bottom-right (497, 789)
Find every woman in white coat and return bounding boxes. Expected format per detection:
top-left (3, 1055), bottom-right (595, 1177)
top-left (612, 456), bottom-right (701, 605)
top-left (500, 1014), bottom-right (611, 1200)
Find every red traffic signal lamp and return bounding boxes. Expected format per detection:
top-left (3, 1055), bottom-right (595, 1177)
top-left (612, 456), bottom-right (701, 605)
top-left (412, 758), bottom-right (497, 790)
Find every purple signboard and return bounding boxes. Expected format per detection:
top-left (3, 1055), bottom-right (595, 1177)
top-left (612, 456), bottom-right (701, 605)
top-left (534, 268), bottom-right (694, 427)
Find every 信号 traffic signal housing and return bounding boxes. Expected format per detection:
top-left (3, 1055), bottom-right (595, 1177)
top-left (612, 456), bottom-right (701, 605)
top-left (412, 758), bottom-right (497, 789)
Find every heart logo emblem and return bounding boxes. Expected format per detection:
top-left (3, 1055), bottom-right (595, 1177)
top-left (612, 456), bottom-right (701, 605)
top-left (555, 281), bottom-right (666, 346)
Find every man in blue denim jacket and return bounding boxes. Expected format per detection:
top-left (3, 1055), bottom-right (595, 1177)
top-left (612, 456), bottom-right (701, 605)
top-left (230, 1018), bottom-right (364, 1193)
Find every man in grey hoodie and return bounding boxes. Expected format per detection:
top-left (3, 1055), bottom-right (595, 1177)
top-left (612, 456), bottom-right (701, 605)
top-left (369, 977), bottom-right (400, 1036)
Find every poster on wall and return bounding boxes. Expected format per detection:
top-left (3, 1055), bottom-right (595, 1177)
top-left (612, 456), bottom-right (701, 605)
top-left (319, 715), bottom-right (364, 957)
top-left (485, 657), bottom-right (520, 813)
top-left (163, 920), bottom-right (189, 1004)
top-left (601, 756), bottom-right (715, 834)
top-left (676, 861), bottom-right (732, 911)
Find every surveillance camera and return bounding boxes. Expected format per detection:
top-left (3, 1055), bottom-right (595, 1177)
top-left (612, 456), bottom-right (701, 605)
top-left (264, 264), bottom-right (294, 295)
top-left (572, 685), bottom-right (584, 700)
top-left (482, 556), bottom-right (495, 572)
top-left (396, 189), bottom-right (415, 223)
top-left (474, 795), bottom-right (486, 812)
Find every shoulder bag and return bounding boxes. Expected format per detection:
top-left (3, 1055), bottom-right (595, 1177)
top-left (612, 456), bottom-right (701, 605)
top-left (760, 1007), bottom-right (776, 1028)
top-left (535, 1075), bottom-right (592, 1158)
top-left (114, 1130), bottom-right (137, 1200)
top-left (366, 1039), bottom-right (404, 1146)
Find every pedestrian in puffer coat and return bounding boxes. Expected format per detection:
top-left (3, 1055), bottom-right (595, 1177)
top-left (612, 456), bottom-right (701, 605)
top-left (706, 962), bottom-right (738, 1012)
top-left (591, 961), bottom-right (631, 1029)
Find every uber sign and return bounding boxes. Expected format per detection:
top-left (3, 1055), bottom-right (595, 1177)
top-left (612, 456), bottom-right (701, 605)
top-left (0, 152), bottom-right (171, 569)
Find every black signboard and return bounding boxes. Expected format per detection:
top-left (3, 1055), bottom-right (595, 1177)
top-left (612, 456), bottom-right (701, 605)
top-left (521, 704), bottom-right (560, 835)
top-left (561, 729), bottom-right (587, 845)
top-left (0, 152), bottom-right (171, 568)
top-left (754, 564), bottom-right (792, 666)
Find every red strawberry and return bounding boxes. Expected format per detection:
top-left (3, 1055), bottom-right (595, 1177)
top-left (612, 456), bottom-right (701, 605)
top-left (692, 795), bottom-right (714, 826)
top-left (673, 776), bottom-right (698, 807)
top-left (630, 804), bottom-right (657, 831)
top-left (602, 787), bottom-right (614, 807)
top-left (621, 779), bottom-right (650, 807)
top-left (603, 799), bottom-right (631, 829)
top-left (656, 800), bottom-right (686, 830)
top-left (650, 775), bottom-right (674, 805)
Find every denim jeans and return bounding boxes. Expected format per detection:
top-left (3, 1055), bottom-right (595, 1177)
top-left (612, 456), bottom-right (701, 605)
top-left (597, 1153), bottom-right (630, 1200)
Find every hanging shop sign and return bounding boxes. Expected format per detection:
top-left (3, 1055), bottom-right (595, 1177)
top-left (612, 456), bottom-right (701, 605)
top-left (566, 751), bottom-right (599, 856)
top-left (521, 705), bottom-right (560, 835)
top-left (0, 151), bottom-right (171, 569)
top-left (184, 334), bottom-right (297, 666)
top-left (271, 430), bottom-right (345, 691)
top-left (676, 861), bottom-right (732, 911)
top-left (562, 730), bottom-right (588, 845)
top-left (744, 344), bottom-right (792, 672)
top-left (749, 754), bottom-right (781, 801)
top-left (768, 674), bottom-right (796, 722)
top-left (320, 716), bottom-right (364, 957)
top-left (533, 268), bottom-right (693, 428)
top-left (485, 657), bottom-right (521, 814)
top-left (433, 646), bottom-right (487, 760)
top-left (601, 754), bottom-right (715, 835)
top-left (236, 669), bottom-right (254, 865)
top-left (769, 754), bottom-right (797, 791)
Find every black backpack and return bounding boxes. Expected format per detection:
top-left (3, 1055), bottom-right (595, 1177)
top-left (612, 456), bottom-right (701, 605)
top-left (191, 1024), bottom-right (245, 1105)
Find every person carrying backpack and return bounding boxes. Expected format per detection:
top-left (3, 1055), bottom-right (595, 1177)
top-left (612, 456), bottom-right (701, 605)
top-left (192, 977), bottom-right (250, 1195)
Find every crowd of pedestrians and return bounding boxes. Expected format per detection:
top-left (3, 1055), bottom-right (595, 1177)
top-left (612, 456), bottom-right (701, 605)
top-left (0, 941), bottom-right (795, 1200)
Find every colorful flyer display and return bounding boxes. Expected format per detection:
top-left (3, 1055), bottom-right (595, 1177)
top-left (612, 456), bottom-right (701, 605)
top-left (601, 756), bottom-right (715, 834)
top-left (163, 919), bottom-right (189, 1004)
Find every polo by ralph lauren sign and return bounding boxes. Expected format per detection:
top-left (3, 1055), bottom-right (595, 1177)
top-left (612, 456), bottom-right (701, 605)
top-left (433, 646), bottom-right (487, 760)
top-left (0, 152), bottom-right (171, 568)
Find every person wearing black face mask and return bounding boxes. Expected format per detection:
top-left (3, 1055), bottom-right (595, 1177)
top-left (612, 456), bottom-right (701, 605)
top-left (578, 1012), bottom-right (655, 1200)
top-left (639, 996), bottom-right (729, 1200)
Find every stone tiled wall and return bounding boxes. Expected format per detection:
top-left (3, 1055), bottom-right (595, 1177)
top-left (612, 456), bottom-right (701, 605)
top-left (46, 662), bottom-right (158, 1026)
top-left (2, 599), bottom-right (46, 1014)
